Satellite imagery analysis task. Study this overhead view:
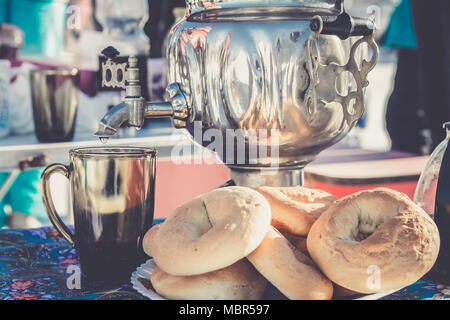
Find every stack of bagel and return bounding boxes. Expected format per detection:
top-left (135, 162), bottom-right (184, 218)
top-left (142, 185), bottom-right (440, 300)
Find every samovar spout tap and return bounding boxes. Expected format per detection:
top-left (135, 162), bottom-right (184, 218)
top-left (94, 47), bottom-right (190, 139)
top-left (94, 101), bottom-right (133, 138)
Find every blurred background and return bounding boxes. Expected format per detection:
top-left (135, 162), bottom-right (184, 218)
top-left (0, 0), bottom-right (447, 229)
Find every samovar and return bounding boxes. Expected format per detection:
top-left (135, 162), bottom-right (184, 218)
top-left (95, 0), bottom-right (379, 188)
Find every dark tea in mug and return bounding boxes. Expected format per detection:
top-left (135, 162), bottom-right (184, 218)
top-left (41, 147), bottom-right (156, 282)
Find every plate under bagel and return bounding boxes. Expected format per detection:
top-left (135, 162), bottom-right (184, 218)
top-left (130, 259), bottom-right (402, 300)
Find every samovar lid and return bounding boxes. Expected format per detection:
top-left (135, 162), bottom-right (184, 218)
top-left (186, 0), bottom-right (343, 18)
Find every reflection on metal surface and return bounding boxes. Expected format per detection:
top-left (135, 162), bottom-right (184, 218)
top-left (186, 0), bottom-right (343, 18)
top-left (167, 14), bottom-right (378, 169)
top-left (229, 169), bottom-right (304, 188)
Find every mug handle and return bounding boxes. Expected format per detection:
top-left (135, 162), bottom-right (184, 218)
top-left (41, 163), bottom-right (76, 247)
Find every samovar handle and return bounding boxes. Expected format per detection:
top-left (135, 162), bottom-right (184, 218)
top-left (305, 12), bottom-right (379, 126)
top-left (310, 11), bottom-right (376, 40)
top-left (101, 46), bottom-right (128, 89)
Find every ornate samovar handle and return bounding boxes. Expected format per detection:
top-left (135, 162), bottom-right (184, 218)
top-left (306, 12), bottom-right (379, 126)
top-left (101, 46), bottom-right (127, 89)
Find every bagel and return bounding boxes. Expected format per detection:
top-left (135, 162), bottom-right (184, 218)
top-left (307, 188), bottom-right (440, 294)
top-left (279, 230), bottom-right (309, 255)
top-left (257, 186), bottom-right (337, 236)
top-left (333, 284), bottom-right (362, 298)
top-left (142, 223), bottom-right (161, 258)
top-left (151, 259), bottom-right (267, 300)
top-left (247, 226), bottom-right (334, 300)
top-left (144, 186), bottom-right (271, 276)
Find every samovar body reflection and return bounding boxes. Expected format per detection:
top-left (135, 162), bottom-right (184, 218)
top-left (96, 0), bottom-right (379, 187)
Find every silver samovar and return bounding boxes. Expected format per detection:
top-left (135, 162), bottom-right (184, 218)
top-left (95, 0), bottom-right (379, 188)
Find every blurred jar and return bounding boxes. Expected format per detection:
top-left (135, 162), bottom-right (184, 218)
top-left (414, 122), bottom-right (450, 284)
top-left (414, 123), bottom-right (450, 217)
top-left (0, 0), bottom-right (68, 60)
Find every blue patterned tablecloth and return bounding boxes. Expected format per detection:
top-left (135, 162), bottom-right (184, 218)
top-left (0, 227), bottom-right (144, 300)
top-left (0, 226), bottom-right (449, 300)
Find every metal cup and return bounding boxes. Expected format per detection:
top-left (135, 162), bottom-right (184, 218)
top-left (41, 147), bottom-right (157, 282)
top-left (30, 68), bottom-right (79, 142)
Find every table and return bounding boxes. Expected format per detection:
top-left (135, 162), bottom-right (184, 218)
top-left (0, 119), bottom-right (211, 222)
top-left (0, 119), bottom-right (194, 172)
top-left (0, 226), bottom-right (145, 300)
top-left (305, 147), bottom-right (429, 200)
top-left (0, 226), bottom-right (448, 300)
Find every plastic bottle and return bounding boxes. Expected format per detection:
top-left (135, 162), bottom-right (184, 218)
top-left (95, 0), bottom-right (151, 100)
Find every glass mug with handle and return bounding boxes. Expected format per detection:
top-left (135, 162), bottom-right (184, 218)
top-left (41, 147), bottom-right (156, 282)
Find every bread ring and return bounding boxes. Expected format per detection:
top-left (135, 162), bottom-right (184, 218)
top-left (151, 259), bottom-right (267, 300)
top-left (333, 284), bottom-right (362, 298)
top-left (144, 186), bottom-right (271, 276)
top-left (247, 226), bottom-right (333, 300)
top-left (279, 230), bottom-right (308, 255)
top-left (257, 186), bottom-right (337, 236)
top-left (307, 188), bottom-right (440, 294)
top-left (142, 223), bottom-right (161, 258)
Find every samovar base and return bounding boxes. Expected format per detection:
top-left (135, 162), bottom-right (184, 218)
top-left (229, 168), bottom-right (304, 188)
